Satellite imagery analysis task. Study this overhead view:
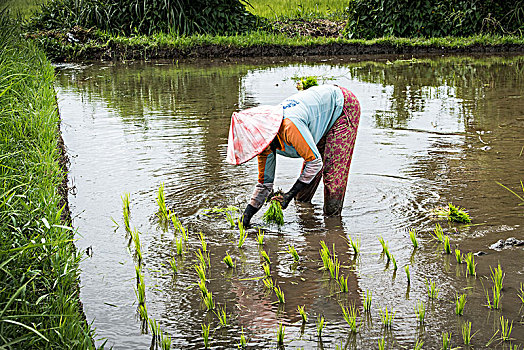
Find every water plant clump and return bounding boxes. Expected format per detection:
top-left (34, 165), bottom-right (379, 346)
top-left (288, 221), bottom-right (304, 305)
top-left (316, 315), bottom-right (325, 338)
top-left (464, 252), bottom-right (476, 277)
top-left (341, 304), bottom-right (359, 333)
top-left (277, 322), bottom-right (285, 346)
top-left (223, 252), bottom-right (235, 268)
top-left (447, 202), bottom-right (471, 223)
top-left (274, 285), bottom-right (285, 304)
top-left (263, 200), bottom-right (284, 226)
top-left (455, 293), bottom-right (467, 315)
top-left (455, 249), bottom-right (463, 264)
top-left (461, 321), bottom-right (474, 345)
top-left (426, 279), bottom-right (439, 299)
top-left (256, 229), bottom-right (264, 245)
top-left (202, 323), bottom-right (210, 349)
top-left (379, 307), bottom-right (395, 328)
top-left (363, 290), bottom-right (372, 312)
top-left (238, 219), bottom-right (248, 248)
top-left (414, 300), bottom-right (425, 325)
top-left (287, 244), bottom-right (300, 262)
top-left (156, 183), bottom-right (169, 221)
top-left (297, 305), bottom-right (308, 323)
top-left (409, 228), bottom-right (418, 248)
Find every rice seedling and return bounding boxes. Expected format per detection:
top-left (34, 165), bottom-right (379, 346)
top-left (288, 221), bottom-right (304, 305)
top-left (263, 200), bottom-right (284, 226)
top-left (203, 291), bottom-right (215, 310)
top-left (287, 244), bottom-right (300, 262)
top-left (135, 275), bottom-right (147, 319)
top-left (160, 333), bottom-right (172, 350)
top-left (409, 228), bottom-right (418, 248)
top-left (274, 285), bottom-right (285, 304)
top-left (348, 235), bottom-right (360, 255)
top-left (414, 339), bottom-right (424, 350)
top-left (390, 254), bottom-right (397, 270)
top-left (426, 279), bottom-right (439, 299)
top-left (138, 304), bottom-right (148, 323)
top-left (122, 192), bottom-right (131, 233)
top-left (316, 315), bottom-right (325, 338)
top-left (238, 219), bottom-right (248, 248)
top-left (225, 211), bottom-right (236, 228)
top-left (379, 236), bottom-right (387, 252)
top-left (202, 323), bottom-right (210, 348)
top-left (262, 278), bottom-right (274, 290)
top-left (214, 305), bottom-right (228, 326)
top-left (455, 293), bottom-right (466, 315)
top-left (175, 237), bottom-right (184, 256)
top-left (195, 249), bottom-right (208, 267)
top-left (149, 318), bottom-right (161, 344)
top-left (414, 300), bottom-right (425, 325)
top-left (156, 183), bottom-right (169, 221)
top-left (363, 290), bottom-right (372, 312)
top-left (223, 252), bottom-right (235, 268)
top-left (199, 231), bottom-right (207, 253)
top-left (455, 249), bottom-right (463, 264)
top-left (490, 263), bottom-right (504, 292)
top-left (379, 307), bottom-right (395, 328)
top-left (195, 263), bottom-right (207, 282)
top-left (277, 322), bottom-right (285, 346)
top-left (341, 304), bottom-right (359, 333)
top-left (131, 228), bottom-right (143, 263)
top-left (499, 315), bottom-right (513, 342)
top-left (443, 235), bottom-right (451, 254)
top-left (339, 275), bottom-right (349, 293)
top-left (442, 331), bottom-right (451, 350)
top-left (327, 255), bottom-right (341, 280)
top-left (261, 250), bottom-right (271, 264)
top-left (447, 202), bottom-right (471, 223)
top-left (519, 283), bottom-right (524, 304)
top-left (378, 337), bottom-right (386, 350)
top-left (297, 305), bottom-right (308, 323)
top-left (239, 327), bottom-right (247, 348)
top-left (461, 321), bottom-right (473, 345)
top-left (319, 241), bottom-right (331, 270)
top-left (262, 263), bottom-right (271, 278)
top-left (256, 229), bottom-right (264, 245)
top-left (486, 285), bottom-right (501, 309)
top-left (198, 279), bottom-right (208, 297)
top-left (432, 223), bottom-right (445, 243)
top-left (464, 252), bottom-right (476, 277)
top-left (405, 265), bottom-right (411, 284)
top-left (170, 213), bottom-right (188, 241)
top-left (168, 257), bottom-right (177, 274)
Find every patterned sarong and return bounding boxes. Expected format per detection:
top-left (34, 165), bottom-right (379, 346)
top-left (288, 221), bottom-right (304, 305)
top-left (296, 86), bottom-right (361, 216)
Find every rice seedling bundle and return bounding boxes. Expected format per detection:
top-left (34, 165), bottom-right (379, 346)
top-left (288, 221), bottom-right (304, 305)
top-left (378, 337), bottom-right (385, 350)
top-left (413, 339), bottom-right (424, 350)
top-left (168, 257), bottom-right (177, 274)
top-left (238, 219), bottom-right (248, 248)
top-left (263, 200), bottom-right (284, 226)
top-left (199, 231), bottom-right (207, 253)
top-left (239, 327), bottom-right (247, 348)
top-left (262, 278), bottom-right (274, 290)
top-left (149, 318), bottom-right (161, 344)
top-left (214, 306), bottom-right (228, 326)
top-left (203, 291), bottom-right (215, 310)
top-left (447, 202), bottom-right (471, 223)
top-left (499, 315), bottom-right (513, 342)
top-left (443, 235), bottom-right (451, 254)
top-left (198, 279), bottom-right (208, 297)
top-left (223, 252), bottom-right (235, 268)
top-left (156, 183), bottom-right (169, 221)
top-left (256, 229), bottom-right (264, 245)
top-left (297, 305), bottom-right (308, 323)
top-left (175, 237), bottom-right (183, 256)
top-left (405, 265), bottom-right (410, 284)
top-left (122, 193), bottom-right (131, 233)
top-left (486, 285), bottom-right (501, 309)
top-left (426, 279), bottom-right (439, 299)
top-left (455, 293), bottom-right (466, 315)
top-left (195, 249), bottom-right (208, 267)
top-left (432, 223), bottom-right (445, 243)
top-left (225, 211), bottom-right (236, 228)
top-left (316, 315), bottom-right (325, 337)
top-left (455, 249), bottom-right (463, 264)
top-left (519, 283), bottom-right (524, 304)
top-left (348, 236), bottom-right (360, 255)
top-left (261, 250), bottom-right (271, 264)
top-left (262, 263), bottom-right (271, 278)
top-left (409, 228), bottom-right (418, 248)
top-left (195, 263), bottom-right (207, 282)
top-left (297, 76), bottom-right (319, 90)
top-left (490, 263), bottom-right (504, 291)
top-left (341, 304), bottom-right (359, 333)
top-left (339, 275), bottom-right (349, 293)
top-left (160, 333), bottom-right (172, 350)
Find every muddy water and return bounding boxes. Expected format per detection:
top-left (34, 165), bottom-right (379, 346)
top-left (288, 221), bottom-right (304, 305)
top-left (56, 56), bottom-right (524, 349)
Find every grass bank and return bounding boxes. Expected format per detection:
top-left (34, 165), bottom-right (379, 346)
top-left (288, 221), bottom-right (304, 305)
top-left (0, 14), bottom-right (94, 349)
top-left (29, 28), bottom-right (524, 62)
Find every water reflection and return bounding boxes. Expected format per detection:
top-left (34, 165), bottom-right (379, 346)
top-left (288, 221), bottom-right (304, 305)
top-left (56, 55), bottom-right (524, 349)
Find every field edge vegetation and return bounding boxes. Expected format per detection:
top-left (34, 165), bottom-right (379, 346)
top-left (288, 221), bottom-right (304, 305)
top-left (0, 13), bottom-right (95, 349)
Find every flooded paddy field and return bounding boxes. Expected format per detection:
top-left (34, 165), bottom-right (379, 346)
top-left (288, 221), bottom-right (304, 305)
top-left (55, 55), bottom-right (524, 349)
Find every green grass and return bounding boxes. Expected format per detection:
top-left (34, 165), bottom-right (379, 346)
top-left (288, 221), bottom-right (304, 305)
top-left (414, 301), bottom-right (425, 325)
top-left (203, 291), bottom-right (215, 311)
top-left (465, 252), bottom-right (476, 277)
top-left (461, 321), bottom-right (473, 345)
top-left (260, 249), bottom-right (271, 264)
top-left (379, 307), bottom-right (395, 328)
top-left (426, 279), bottom-right (439, 299)
top-left (455, 249), bottom-right (463, 264)
top-left (286, 244), bottom-right (300, 262)
top-left (238, 218), bottom-right (248, 248)
top-left (348, 235), bottom-right (360, 255)
top-left (490, 263), bottom-right (505, 292)
top-left (239, 327), bottom-right (247, 348)
top-left (168, 256), bottom-right (178, 274)
top-left (247, 0), bottom-right (347, 20)
top-left (378, 337), bottom-right (385, 350)
top-left (443, 235), bottom-right (451, 254)
top-left (405, 265), bottom-right (410, 284)
top-left (262, 263), bottom-right (271, 278)
top-left (256, 229), bottom-right (264, 245)
top-left (432, 223), bottom-right (445, 243)
top-left (214, 305), bottom-right (228, 326)
top-left (274, 285), bottom-right (285, 304)
top-left (338, 275), bottom-right (348, 293)
top-left (0, 13), bottom-right (94, 348)
top-left (156, 182), bottom-right (169, 221)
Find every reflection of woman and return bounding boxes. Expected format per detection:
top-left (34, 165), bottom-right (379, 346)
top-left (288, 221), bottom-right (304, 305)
top-left (226, 85), bottom-right (360, 227)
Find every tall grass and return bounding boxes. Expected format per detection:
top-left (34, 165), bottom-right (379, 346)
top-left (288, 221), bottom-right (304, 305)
top-left (0, 12), bottom-right (94, 347)
top-left (247, 0), bottom-right (347, 20)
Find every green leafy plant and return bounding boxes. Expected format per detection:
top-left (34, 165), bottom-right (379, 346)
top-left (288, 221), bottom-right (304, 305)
top-left (274, 285), bottom-right (285, 304)
top-left (461, 321), bottom-right (474, 345)
top-left (465, 252), bottom-right (476, 277)
top-left (379, 307), bottom-right (395, 328)
top-left (414, 300), bottom-right (425, 325)
top-left (122, 192), bottom-right (131, 233)
top-left (261, 250), bottom-right (271, 264)
top-left (341, 304), bottom-right (359, 333)
top-left (409, 228), bottom-right (418, 248)
top-left (223, 252), bottom-right (235, 268)
top-left (256, 229), bottom-right (264, 245)
top-left (225, 211), bottom-right (236, 228)
top-left (296, 76), bottom-right (318, 90)
top-left (156, 183), bottom-right (169, 221)
top-left (447, 202), bottom-right (471, 223)
top-left (455, 249), bottom-right (463, 264)
top-left (297, 305), bottom-right (308, 323)
top-left (490, 263), bottom-right (504, 292)
top-left (263, 200), bottom-right (284, 226)
top-left (348, 235), bottom-right (361, 255)
top-left (443, 235), bottom-right (451, 254)
top-left (277, 322), bottom-right (285, 346)
top-left (363, 290), bottom-right (372, 312)
top-left (168, 257), bottom-right (177, 274)
top-left (442, 331), bottom-right (451, 350)
top-left (214, 305), bottom-right (228, 326)
top-left (287, 244), bottom-right (300, 262)
top-left (316, 315), bottom-right (325, 337)
top-left (262, 263), bottom-right (271, 278)
top-left (202, 323), bottom-right (210, 349)
top-left (339, 275), bottom-right (349, 293)
top-left (426, 279), bottom-right (439, 299)
top-left (455, 293), bottom-right (466, 316)
top-left (405, 265), bottom-right (411, 284)
top-left (238, 219), bottom-right (248, 248)
top-left (432, 223), bottom-right (445, 243)
top-left (378, 337), bottom-right (385, 350)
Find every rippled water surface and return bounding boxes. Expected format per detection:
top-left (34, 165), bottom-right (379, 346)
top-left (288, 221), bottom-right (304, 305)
top-left (56, 55), bottom-right (524, 349)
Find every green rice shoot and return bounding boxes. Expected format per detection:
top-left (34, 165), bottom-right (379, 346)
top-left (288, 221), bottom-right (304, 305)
top-left (442, 331), bottom-right (451, 350)
top-left (455, 293), bottom-right (467, 315)
top-left (339, 275), bottom-right (349, 293)
top-left (168, 257), bottom-right (177, 274)
top-left (199, 231), bottom-right (207, 253)
top-left (348, 235), bottom-right (360, 255)
top-left (409, 228), bottom-right (418, 248)
top-left (455, 249), bottom-right (463, 264)
top-left (256, 229), bottom-right (265, 245)
top-left (465, 252), bottom-right (476, 277)
top-left (238, 218), bottom-right (248, 248)
top-left (432, 223), bottom-right (445, 243)
top-left (499, 315), bottom-right (513, 342)
top-left (447, 202), bottom-right (472, 223)
top-left (223, 252), bottom-right (235, 268)
top-left (405, 265), bottom-right (410, 284)
top-left (379, 307), bottom-right (395, 328)
top-left (277, 322), bottom-right (285, 345)
top-left (341, 304), bottom-right (359, 333)
top-left (297, 305), bottom-right (308, 323)
top-left (263, 278), bottom-right (274, 290)
top-left (261, 250), bottom-right (271, 264)
top-left (363, 290), bottom-right (372, 312)
top-left (490, 263), bottom-right (504, 292)
top-left (461, 321), bottom-right (473, 345)
top-left (262, 263), bottom-right (271, 278)
top-left (274, 285), bottom-right (285, 303)
top-left (287, 244), bottom-right (300, 262)
top-left (443, 235), bottom-right (451, 254)
top-left (202, 323), bottom-right (210, 348)
top-left (122, 192), bottom-right (131, 233)
top-left (214, 305), bottom-right (228, 326)
top-left (426, 279), bottom-right (439, 299)
top-left (378, 337), bottom-right (385, 350)
top-left (414, 300), bottom-right (425, 324)
top-left (156, 182), bottom-right (169, 221)
top-left (239, 327), bottom-right (247, 348)
top-left (203, 291), bottom-right (215, 310)
top-left (316, 315), bottom-right (325, 337)
top-left (263, 200), bottom-right (284, 226)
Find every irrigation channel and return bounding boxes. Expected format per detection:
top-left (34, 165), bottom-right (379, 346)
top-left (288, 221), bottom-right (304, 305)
top-left (56, 55), bottom-right (523, 349)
